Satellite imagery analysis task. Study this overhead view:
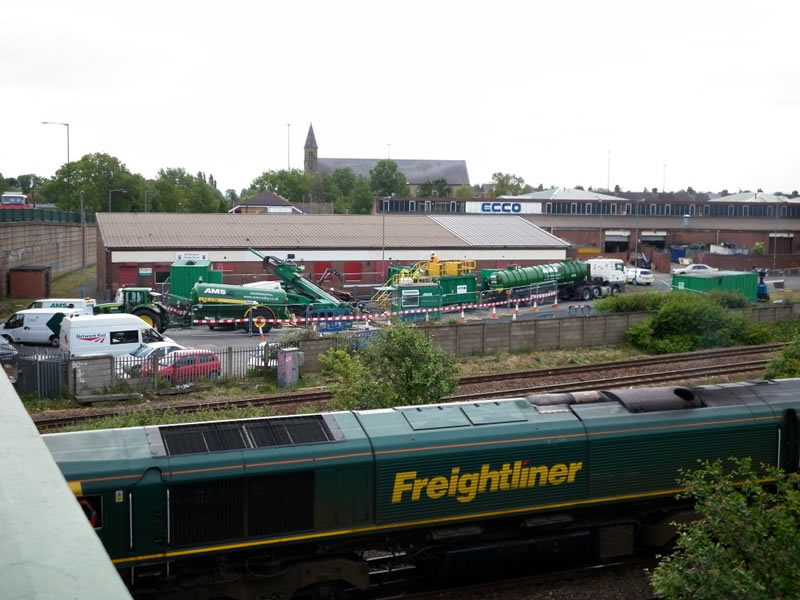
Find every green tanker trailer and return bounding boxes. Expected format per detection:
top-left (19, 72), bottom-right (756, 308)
top-left (487, 258), bottom-right (624, 301)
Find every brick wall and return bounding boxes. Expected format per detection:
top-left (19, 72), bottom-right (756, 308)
top-left (0, 222), bottom-right (96, 296)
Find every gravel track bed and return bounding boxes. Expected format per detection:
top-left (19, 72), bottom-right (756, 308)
top-left (455, 352), bottom-right (773, 398)
top-left (33, 351), bottom-right (773, 426)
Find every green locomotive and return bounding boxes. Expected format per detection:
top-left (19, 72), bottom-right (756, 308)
top-left (44, 380), bottom-right (800, 599)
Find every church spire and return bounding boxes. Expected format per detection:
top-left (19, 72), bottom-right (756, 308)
top-left (304, 123), bottom-right (318, 176)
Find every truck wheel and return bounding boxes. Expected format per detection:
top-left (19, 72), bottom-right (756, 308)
top-left (592, 286), bottom-right (602, 298)
top-left (49, 335), bottom-right (60, 347)
top-left (133, 308), bottom-right (162, 331)
top-left (611, 285), bottom-right (621, 295)
top-left (581, 288), bottom-right (592, 301)
top-left (248, 307), bottom-right (274, 334)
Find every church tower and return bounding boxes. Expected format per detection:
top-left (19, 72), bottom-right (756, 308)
top-left (304, 123), bottom-right (318, 176)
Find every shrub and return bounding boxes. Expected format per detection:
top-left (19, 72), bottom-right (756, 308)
top-left (320, 324), bottom-right (459, 410)
top-left (625, 294), bottom-right (771, 353)
top-left (705, 290), bottom-right (749, 309)
top-left (594, 292), bottom-right (668, 313)
top-left (764, 335), bottom-right (800, 379)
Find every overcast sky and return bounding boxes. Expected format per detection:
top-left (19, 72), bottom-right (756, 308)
top-left (2, 1), bottom-right (798, 196)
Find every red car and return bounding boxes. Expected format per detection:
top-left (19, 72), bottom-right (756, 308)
top-left (143, 349), bottom-right (221, 383)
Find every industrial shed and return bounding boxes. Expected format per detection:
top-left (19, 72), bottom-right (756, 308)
top-left (96, 213), bottom-right (570, 300)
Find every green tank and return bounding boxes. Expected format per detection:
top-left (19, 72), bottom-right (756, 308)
top-left (192, 282), bottom-right (288, 306)
top-left (487, 260), bottom-right (588, 291)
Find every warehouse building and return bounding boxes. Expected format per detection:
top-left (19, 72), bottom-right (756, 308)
top-left (96, 214), bottom-right (570, 300)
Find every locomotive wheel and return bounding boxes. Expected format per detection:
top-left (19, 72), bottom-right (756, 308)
top-left (581, 288), bottom-right (592, 301)
top-left (248, 307), bottom-right (274, 334)
top-left (133, 308), bottom-right (162, 331)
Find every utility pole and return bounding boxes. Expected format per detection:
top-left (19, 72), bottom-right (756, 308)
top-left (287, 123), bottom-right (291, 169)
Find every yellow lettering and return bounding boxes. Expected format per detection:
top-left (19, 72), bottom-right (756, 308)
top-left (411, 477), bottom-right (429, 501)
top-left (567, 461), bottom-right (583, 483)
top-left (426, 476), bottom-right (449, 499)
top-left (548, 463), bottom-right (568, 485)
top-left (526, 465), bottom-right (549, 488)
top-left (499, 463), bottom-right (514, 490)
top-left (448, 467), bottom-right (460, 497)
top-left (391, 471), bottom-right (417, 504)
top-left (479, 464), bottom-right (500, 493)
top-left (511, 460), bottom-right (522, 489)
top-left (457, 472), bottom-right (479, 503)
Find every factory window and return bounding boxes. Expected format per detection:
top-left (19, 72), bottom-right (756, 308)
top-left (625, 203), bottom-right (631, 215)
top-left (781, 205), bottom-right (788, 217)
top-left (585, 203), bottom-right (592, 214)
top-left (383, 199), bottom-right (390, 213)
top-left (570, 203), bottom-right (577, 214)
top-left (743, 205), bottom-right (749, 217)
top-left (728, 205), bottom-right (735, 216)
top-left (650, 204), bottom-right (657, 215)
top-left (610, 203), bottom-right (617, 215)
top-left (546, 202), bottom-right (552, 213)
top-left (409, 200), bottom-right (416, 212)
top-left (425, 200), bottom-right (431, 213)
top-left (704, 204), bottom-right (710, 216)
top-left (450, 201), bottom-right (457, 212)
top-left (664, 204), bottom-right (671, 215)
top-left (768, 206), bottom-right (774, 217)
top-left (689, 204), bottom-right (695, 216)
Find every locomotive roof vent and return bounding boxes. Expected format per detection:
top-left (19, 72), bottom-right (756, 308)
top-left (603, 386), bottom-right (702, 413)
top-left (153, 415), bottom-right (339, 456)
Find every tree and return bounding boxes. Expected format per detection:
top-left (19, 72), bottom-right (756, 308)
top-left (155, 168), bottom-right (226, 213)
top-left (453, 185), bottom-right (474, 198)
top-left (249, 169), bottom-right (310, 204)
top-left (417, 178), bottom-right (451, 198)
top-left (42, 152), bottom-right (139, 212)
top-left (369, 160), bottom-right (409, 197)
top-left (490, 172), bottom-right (534, 197)
top-left (224, 189), bottom-right (238, 206)
top-left (16, 174), bottom-right (47, 195)
top-left (649, 458), bottom-right (800, 600)
top-left (320, 324), bottom-right (459, 410)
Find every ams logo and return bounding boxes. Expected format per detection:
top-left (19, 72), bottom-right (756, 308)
top-left (391, 460), bottom-right (583, 504)
top-left (203, 288), bottom-right (227, 295)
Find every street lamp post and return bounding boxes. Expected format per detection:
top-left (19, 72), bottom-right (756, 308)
top-left (42, 121), bottom-right (70, 204)
top-left (79, 191), bottom-right (86, 296)
top-left (633, 198), bottom-right (641, 284)
top-left (773, 199), bottom-right (781, 271)
top-left (108, 188), bottom-right (126, 212)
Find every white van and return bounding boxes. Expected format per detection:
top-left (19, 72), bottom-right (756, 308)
top-left (60, 314), bottom-right (172, 358)
top-left (2, 308), bottom-right (83, 346)
top-left (27, 298), bottom-right (96, 316)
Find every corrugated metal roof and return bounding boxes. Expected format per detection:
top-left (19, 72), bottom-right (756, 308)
top-left (430, 216), bottom-right (570, 247)
top-left (523, 215), bottom-right (800, 231)
top-left (98, 213), bottom-right (568, 250)
top-left (709, 191), bottom-right (800, 204)
top-left (317, 158), bottom-right (470, 185)
top-left (500, 187), bottom-right (627, 201)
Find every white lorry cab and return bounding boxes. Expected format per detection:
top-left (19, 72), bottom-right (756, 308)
top-left (1, 308), bottom-right (83, 346)
top-left (586, 258), bottom-right (627, 292)
top-left (60, 314), bottom-right (171, 358)
top-left (27, 297), bottom-right (96, 316)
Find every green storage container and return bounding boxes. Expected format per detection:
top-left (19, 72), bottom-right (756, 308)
top-left (170, 259), bottom-right (223, 300)
top-left (672, 270), bottom-right (757, 302)
top-left (438, 274), bottom-right (477, 307)
top-left (391, 282), bottom-right (442, 321)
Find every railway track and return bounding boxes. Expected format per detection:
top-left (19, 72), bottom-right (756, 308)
top-left (33, 344), bottom-right (780, 431)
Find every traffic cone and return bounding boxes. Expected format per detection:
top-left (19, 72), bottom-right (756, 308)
top-left (552, 295), bottom-right (559, 310)
top-left (531, 299), bottom-right (538, 313)
top-left (512, 310), bottom-right (517, 321)
top-left (459, 309), bottom-right (466, 324)
top-left (311, 321), bottom-right (318, 337)
top-left (513, 302), bottom-right (520, 317)
top-left (258, 325), bottom-right (265, 340)
top-left (490, 305), bottom-right (498, 319)
top-left (386, 318), bottom-right (393, 330)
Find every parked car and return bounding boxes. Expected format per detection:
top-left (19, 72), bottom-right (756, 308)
top-left (141, 349), bottom-right (221, 383)
top-left (671, 263), bottom-right (718, 275)
top-left (116, 341), bottom-right (187, 378)
top-left (625, 267), bottom-right (654, 285)
top-left (0, 337), bottom-right (18, 364)
top-left (247, 342), bottom-right (279, 371)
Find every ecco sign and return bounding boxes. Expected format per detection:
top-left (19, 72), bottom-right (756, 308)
top-left (482, 202), bottom-right (521, 213)
top-left (466, 201), bottom-right (541, 215)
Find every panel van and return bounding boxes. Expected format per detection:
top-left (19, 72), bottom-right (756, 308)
top-left (60, 314), bottom-right (172, 358)
top-left (27, 298), bottom-right (96, 316)
top-left (1, 308), bottom-right (83, 346)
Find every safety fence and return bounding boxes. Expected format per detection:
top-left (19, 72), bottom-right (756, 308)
top-left (0, 208), bottom-right (96, 224)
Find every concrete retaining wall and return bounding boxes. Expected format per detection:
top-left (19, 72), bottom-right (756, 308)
top-left (0, 222), bottom-right (96, 296)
